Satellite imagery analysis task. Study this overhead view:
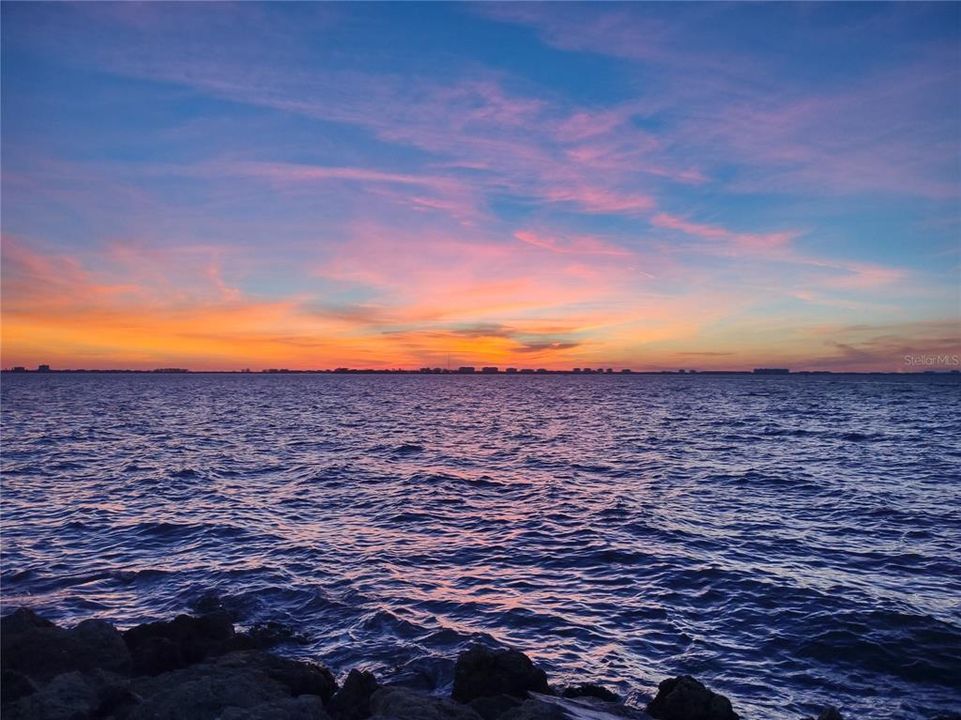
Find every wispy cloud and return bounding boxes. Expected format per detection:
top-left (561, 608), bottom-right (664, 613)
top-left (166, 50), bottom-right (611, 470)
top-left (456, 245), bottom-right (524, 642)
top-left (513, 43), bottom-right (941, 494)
top-left (514, 230), bottom-right (631, 257)
top-left (2, 3), bottom-right (957, 370)
top-left (651, 213), bottom-right (797, 252)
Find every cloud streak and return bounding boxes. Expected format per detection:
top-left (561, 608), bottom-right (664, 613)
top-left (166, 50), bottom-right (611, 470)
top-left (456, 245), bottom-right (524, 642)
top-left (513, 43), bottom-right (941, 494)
top-left (1, 3), bottom-right (957, 370)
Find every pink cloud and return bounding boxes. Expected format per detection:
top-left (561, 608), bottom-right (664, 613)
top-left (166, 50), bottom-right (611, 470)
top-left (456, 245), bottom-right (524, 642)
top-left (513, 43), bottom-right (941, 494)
top-left (542, 185), bottom-right (655, 215)
top-left (514, 230), bottom-right (630, 257)
top-left (652, 212), bottom-right (796, 252)
top-left (226, 162), bottom-right (449, 187)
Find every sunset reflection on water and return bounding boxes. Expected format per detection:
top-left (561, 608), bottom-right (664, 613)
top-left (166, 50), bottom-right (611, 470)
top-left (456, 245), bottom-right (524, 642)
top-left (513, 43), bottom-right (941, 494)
top-left (2, 372), bottom-right (960, 719)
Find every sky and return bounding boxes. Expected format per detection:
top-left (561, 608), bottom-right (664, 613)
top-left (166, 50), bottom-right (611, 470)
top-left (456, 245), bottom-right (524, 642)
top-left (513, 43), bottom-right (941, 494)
top-left (2, 2), bottom-right (959, 371)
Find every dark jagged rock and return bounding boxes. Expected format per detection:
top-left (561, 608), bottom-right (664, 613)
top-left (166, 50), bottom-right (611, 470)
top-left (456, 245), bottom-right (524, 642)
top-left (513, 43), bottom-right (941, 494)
top-left (1, 610), bottom-right (131, 680)
top-left (249, 653), bottom-right (338, 702)
top-left (239, 621), bottom-right (307, 650)
top-left (327, 669), bottom-right (378, 720)
top-left (452, 646), bottom-right (550, 703)
top-left (1, 669), bottom-right (38, 704)
top-left (3, 671), bottom-right (100, 720)
top-left (123, 611), bottom-right (305, 675)
top-left (383, 655), bottom-right (454, 692)
top-left (125, 635), bottom-right (182, 676)
top-left (370, 686), bottom-right (484, 720)
top-left (3, 669), bottom-right (130, 720)
top-left (815, 708), bottom-right (842, 720)
top-left (803, 708), bottom-right (843, 720)
top-left (125, 658), bottom-right (291, 720)
top-left (190, 590), bottom-right (240, 618)
top-left (123, 611), bottom-right (235, 674)
top-left (543, 694), bottom-right (649, 719)
top-left (74, 621), bottom-right (135, 675)
top-left (93, 682), bottom-right (142, 719)
top-left (467, 693), bottom-right (523, 720)
top-left (219, 695), bottom-right (330, 719)
top-left (1, 607), bottom-right (56, 633)
top-left (499, 698), bottom-right (566, 720)
top-left (0, 608), bottom-right (762, 720)
top-left (562, 682), bottom-right (620, 703)
top-left (646, 675), bottom-right (739, 720)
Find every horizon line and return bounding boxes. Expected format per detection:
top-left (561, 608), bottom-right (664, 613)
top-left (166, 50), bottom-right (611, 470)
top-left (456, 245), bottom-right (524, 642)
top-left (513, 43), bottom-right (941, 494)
top-left (3, 366), bottom-right (959, 376)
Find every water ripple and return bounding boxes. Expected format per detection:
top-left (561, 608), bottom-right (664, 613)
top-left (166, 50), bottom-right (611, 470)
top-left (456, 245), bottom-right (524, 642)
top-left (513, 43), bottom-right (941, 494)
top-left (1, 372), bottom-right (960, 719)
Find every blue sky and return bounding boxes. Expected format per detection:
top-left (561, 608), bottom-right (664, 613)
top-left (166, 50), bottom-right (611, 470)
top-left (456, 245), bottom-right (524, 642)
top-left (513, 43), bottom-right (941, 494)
top-left (2, 2), bottom-right (959, 370)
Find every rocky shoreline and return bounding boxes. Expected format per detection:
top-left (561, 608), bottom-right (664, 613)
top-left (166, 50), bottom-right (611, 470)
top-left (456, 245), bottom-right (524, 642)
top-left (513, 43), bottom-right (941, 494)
top-left (1, 607), bottom-right (845, 720)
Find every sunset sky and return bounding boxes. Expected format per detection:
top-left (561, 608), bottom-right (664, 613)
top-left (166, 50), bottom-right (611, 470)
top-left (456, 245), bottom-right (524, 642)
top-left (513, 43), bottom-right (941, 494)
top-left (2, 2), bottom-right (959, 371)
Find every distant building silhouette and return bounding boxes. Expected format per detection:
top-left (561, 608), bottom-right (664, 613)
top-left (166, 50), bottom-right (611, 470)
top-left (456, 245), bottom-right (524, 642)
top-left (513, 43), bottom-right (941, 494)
top-left (37, 364), bottom-right (51, 372)
top-left (481, 366), bottom-right (498, 374)
top-left (753, 368), bottom-right (790, 374)
top-left (457, 366), bottom-right (475, 373)
top-left (505, 367), bottom-right (518, 374)
top-left (12, 366), bottom-right (26, 372)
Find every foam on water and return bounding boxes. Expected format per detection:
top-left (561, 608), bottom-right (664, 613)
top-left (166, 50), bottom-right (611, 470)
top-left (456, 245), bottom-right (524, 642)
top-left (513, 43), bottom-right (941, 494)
top-left (2, 373), bottom-right (959, 718)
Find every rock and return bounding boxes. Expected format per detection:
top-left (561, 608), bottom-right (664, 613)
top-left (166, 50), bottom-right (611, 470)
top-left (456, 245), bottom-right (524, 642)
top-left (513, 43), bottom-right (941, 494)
top-left (383, 655), bottom-right (454, 693)
top-left (527, 694), bottom-right (648, 719)
top-left (262, 657), bottom-right (337, 703)
top-left (3, 669), bottom-right (138, 720)
top-left (191, 590), bottom-right (235, 617)
top-left (126, 660), bottom-right (290, 720)
top-left (646, 676), bottom-right (739, 720)
top-left (123, 612), bottom-right (310, 675)
top-left (123, 612), bottom-right (236, 674)
top-left (3, 671), bottom-right (98, 720)
top-left (1, 609), bottom-right (132, 681)
top-left (814, 708), bottom-right (842, 720)
top-left (451, 646), bottom-right (550, 703)
top-left (220, 695), bottom-right (331, 719)
top-left (72, 619), bottom-right (134, 674)
top-left (807, 705), bottom-right (840, 720)
top-left (93, 682), bottom-right (142, 718)
top-left (0, 669), bottom-right (38, 704)
top-left (126, 635), bottom-right (184, 676)
top-left (562, 683), bottom-right (620, 703)
top-left (234, 621), bottom-right (307, 650)
top-left (0, 607), bottom-right (56, 634)
top-left (467, 694), bottom-right (523, 720)
top-left (498, 698), bottom-right (566, 720)
top-left (328, 669), bottom-right (379, 720)
top-left (370, 686), bottom-right (483, 720)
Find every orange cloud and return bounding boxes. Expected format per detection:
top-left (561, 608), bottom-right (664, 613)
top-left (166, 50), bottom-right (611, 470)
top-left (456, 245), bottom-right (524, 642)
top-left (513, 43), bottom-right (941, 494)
top-left (0, 224), bottom-right (940, 373)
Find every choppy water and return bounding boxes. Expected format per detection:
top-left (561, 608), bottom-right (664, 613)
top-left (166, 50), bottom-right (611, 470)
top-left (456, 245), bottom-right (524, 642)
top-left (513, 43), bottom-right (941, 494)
top-left (2, 373), bottom-right (960, 718)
